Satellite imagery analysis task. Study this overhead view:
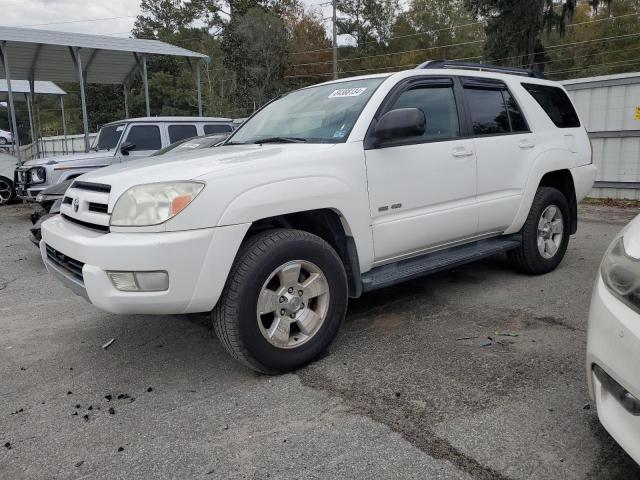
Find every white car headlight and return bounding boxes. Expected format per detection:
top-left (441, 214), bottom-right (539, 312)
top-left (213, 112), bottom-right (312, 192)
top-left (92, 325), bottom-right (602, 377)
top-left (601, 236), bottom-right (640, 312)
top-left (110, 182), bottom-right (205, 227)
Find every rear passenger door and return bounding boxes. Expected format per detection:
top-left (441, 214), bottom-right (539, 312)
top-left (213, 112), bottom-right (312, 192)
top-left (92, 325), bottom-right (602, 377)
top-left (168, 124), bottom-right (198, 144)
top-left (463, 78), bottom-right (536, 233)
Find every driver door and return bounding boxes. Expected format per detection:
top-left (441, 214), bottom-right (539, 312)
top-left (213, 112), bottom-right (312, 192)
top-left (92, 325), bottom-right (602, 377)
top-left (364, 77), bottom-right (479, 264)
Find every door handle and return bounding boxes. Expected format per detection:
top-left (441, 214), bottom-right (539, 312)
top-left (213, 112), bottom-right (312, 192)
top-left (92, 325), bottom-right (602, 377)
top-left (452, 147), bottom-right (474, 158)
top-left (519, 140), bottom-right (535, 150)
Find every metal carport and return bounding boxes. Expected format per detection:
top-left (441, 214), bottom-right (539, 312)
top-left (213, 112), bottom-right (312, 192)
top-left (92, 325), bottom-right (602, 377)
top-left (0, 79), bottom-right (67, 158)
top-left (0, 26), bottom-right (209, 163)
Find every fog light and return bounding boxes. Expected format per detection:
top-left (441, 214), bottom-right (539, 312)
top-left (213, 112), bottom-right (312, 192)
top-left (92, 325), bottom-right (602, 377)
top-left (107, 271), bottom-right (169, 292)
top-left (107, 272), bottom-right (137, 291)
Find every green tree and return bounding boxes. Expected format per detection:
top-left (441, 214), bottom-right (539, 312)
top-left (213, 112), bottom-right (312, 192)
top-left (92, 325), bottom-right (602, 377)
top-left (222, 7), bottom-right (290, 112)
top-left (463, 0), bottom-right (615, 70)
top-left (336, 0), bottom-right (399, 50)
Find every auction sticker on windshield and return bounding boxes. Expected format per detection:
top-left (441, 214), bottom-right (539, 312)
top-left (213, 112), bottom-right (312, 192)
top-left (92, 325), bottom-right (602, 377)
top-left (328, 88), bottom-right (367, 98)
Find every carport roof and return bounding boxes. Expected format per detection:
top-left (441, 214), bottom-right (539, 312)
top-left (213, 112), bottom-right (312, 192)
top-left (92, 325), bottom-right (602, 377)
top-left (0, 26), bottom-right (208, 85)
top-left (0, 79), bottom-right (66, 96)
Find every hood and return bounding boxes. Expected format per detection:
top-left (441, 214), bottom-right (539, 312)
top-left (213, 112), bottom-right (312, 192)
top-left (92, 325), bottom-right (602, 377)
top-left (41, 178), bottom-right (74, 196)
top-left (80, 143), bottom-right (337, 201)
top-left (22, 150), bottom-right (113, 167)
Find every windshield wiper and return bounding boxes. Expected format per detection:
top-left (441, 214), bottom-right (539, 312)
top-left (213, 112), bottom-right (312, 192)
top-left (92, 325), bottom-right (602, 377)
top-left (254, 137), bottom-right (307, 144)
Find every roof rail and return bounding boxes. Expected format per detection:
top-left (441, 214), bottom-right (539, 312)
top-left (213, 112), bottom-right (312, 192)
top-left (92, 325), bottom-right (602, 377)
top-left (417, 60), bottom-right (546, 79)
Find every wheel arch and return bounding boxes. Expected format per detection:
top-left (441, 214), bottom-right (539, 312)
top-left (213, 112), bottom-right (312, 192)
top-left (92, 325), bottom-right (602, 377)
top-left (245, 209), bottom-right (363, 298)
top-left (538, 169), bottom-right (578, 234)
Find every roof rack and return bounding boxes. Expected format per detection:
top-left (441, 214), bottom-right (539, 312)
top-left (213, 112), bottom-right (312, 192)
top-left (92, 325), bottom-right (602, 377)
top-left (417, 60), bottom-right (546, 79)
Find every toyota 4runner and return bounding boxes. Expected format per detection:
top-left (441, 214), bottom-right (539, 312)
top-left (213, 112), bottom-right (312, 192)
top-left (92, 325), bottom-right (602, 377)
top-left (41, 61), bottom-right (597, 373)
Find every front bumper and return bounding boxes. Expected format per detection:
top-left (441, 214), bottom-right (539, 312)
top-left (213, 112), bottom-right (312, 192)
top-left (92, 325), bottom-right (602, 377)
top-left (15, 168), bottom-right (48, 200)
top-left (587, 277), bottom-right (640, 464)
top-left (40, 215), bottom-right (250, 315)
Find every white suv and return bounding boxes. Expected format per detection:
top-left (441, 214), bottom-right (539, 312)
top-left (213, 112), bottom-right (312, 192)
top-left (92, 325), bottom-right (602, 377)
top-left (41, 61), bottom-right (596, 373)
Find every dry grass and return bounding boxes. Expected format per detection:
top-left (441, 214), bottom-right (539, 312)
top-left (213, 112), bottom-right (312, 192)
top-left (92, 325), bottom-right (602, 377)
top-left (582, 197), bottom-right (640, 209)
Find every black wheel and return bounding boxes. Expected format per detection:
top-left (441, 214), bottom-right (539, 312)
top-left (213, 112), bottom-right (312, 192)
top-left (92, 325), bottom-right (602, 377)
top-left (508, 186), bottom-right (570, 275)
top-left (212, 229), bottom-right (348, 374)
top-left (0, 176), bottom-right (15, 205)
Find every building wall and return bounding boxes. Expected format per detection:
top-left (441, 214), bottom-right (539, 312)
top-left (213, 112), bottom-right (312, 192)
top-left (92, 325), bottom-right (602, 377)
top-left (562, 73), bottom-right (640, 199)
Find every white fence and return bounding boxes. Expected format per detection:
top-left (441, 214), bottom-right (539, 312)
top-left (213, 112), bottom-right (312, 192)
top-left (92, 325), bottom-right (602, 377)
top-left (0, 133), bottom-right (97, 161)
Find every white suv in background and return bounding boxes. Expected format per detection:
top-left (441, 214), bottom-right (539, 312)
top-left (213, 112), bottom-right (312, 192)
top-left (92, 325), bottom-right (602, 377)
top-left (41, 61), bottom-right (596, 373)
top-left (15, 117), bottom-right (234, 200)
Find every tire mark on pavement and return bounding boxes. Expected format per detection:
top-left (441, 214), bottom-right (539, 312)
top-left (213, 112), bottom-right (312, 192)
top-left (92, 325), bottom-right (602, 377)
top-left (298, 369), bottom-right (513, 480)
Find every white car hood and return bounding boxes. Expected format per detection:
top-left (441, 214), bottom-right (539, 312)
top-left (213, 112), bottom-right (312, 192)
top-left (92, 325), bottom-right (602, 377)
top-left (80, 143), bottom-right (337, 201)
top-left (22, 150), bottom-right (113, 167)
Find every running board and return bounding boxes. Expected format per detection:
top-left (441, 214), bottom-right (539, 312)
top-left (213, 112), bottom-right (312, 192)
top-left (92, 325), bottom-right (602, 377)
top-left (361, 234), bottom-right (522, 292)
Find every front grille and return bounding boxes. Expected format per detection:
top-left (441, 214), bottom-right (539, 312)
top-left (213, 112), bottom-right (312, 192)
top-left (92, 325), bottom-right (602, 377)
top-left (63, 196), bottom-right (72, 205)
top-left (88, 202), bottom-right (108, 214)
top-left (45, 244), bottom-right (84, 282)
top-left (71, 181), bottom-right (111, 193)
top-left (62, 214), bottom-right (110, 232)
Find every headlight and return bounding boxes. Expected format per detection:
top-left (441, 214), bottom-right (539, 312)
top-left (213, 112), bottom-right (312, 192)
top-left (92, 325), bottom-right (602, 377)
top-left (30, 167), bottom-right (46, 184)
top-left (110, 181), bottom-right (205, 227)
top-left (601, 236), bottom-right (640, 312)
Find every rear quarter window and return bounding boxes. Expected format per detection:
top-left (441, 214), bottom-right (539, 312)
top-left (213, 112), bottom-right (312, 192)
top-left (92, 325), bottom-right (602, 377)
top-left (522, 83), bottom-right (580, 128)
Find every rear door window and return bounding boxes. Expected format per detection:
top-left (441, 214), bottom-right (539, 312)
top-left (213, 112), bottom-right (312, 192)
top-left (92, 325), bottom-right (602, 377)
top-left (168, 124), bottom-right (197, 144)
top-left (204, 124), bottom-right (233, 134)
top-left (465, 88), bottom-right (511, 135)
top-left (522, 83), bottom-right (580, 128)
top-left (502, 90), bottom-right (528, 132)
top-left (125, 125), bottom-right (162, 151)
top-left (465, 86), bottom-right (529, 135)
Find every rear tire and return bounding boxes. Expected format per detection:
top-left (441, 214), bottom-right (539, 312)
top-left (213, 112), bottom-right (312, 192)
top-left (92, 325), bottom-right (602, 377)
top-left (0, 137), bottom-right (7, 146)
top-left (212, 229), bottom-right (348, 374)
top-left (508, 187), bottom-right (570, 275)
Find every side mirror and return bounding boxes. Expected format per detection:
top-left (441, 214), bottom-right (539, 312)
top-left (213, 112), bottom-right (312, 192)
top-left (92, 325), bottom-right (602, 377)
top-left (120, 141), bottom-right (136, 155)
top-left (374, 108), bottom-right (426, 141)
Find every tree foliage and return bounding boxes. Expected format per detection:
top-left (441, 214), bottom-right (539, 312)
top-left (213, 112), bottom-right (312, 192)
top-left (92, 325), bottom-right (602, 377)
top-left (21, 0), bottom-right (640, 142)
top-left (463, 0), bottom-right (615, 69)
top-left (222, 6), bottom-right (290, 109)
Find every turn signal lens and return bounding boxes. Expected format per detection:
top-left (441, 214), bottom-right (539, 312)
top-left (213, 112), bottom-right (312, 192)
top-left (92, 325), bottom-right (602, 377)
top-left (171, 194), bottom-right (193, 216)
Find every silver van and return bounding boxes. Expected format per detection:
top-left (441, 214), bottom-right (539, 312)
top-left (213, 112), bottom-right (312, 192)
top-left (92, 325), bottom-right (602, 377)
top-left (15, 116), bottom-right (234, 200)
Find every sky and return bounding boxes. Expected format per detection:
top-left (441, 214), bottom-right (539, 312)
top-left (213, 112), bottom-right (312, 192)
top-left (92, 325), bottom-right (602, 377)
top-left (0, 0), bottom-right (334, 37)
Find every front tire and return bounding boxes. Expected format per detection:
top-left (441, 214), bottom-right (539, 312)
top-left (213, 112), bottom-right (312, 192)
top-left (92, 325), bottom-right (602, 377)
top-left (509, 186), bottom-right (570, 275)
top-left (0, 176), bottom-right (15, 205)
top-left (212, 229), bottom-right (348, 374)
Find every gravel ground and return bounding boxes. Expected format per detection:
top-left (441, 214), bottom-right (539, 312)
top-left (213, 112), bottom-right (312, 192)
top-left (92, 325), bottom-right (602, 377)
top-left (1, 202), bottom-right (639, 479)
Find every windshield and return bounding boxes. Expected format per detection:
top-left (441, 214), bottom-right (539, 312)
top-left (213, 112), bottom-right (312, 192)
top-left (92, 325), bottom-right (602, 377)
top-left (91, 123), bottom-right (125, 151)
top-left (228, 78), bottom-right (385, 144)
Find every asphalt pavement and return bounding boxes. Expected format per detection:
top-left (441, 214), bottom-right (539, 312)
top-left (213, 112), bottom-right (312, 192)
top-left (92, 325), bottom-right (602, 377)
top-left (1, 202), bottom-right (639, 479)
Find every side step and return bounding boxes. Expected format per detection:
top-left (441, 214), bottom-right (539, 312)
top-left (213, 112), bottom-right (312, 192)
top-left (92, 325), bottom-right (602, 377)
top-left (361, 234), bottom-right (522, 292)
